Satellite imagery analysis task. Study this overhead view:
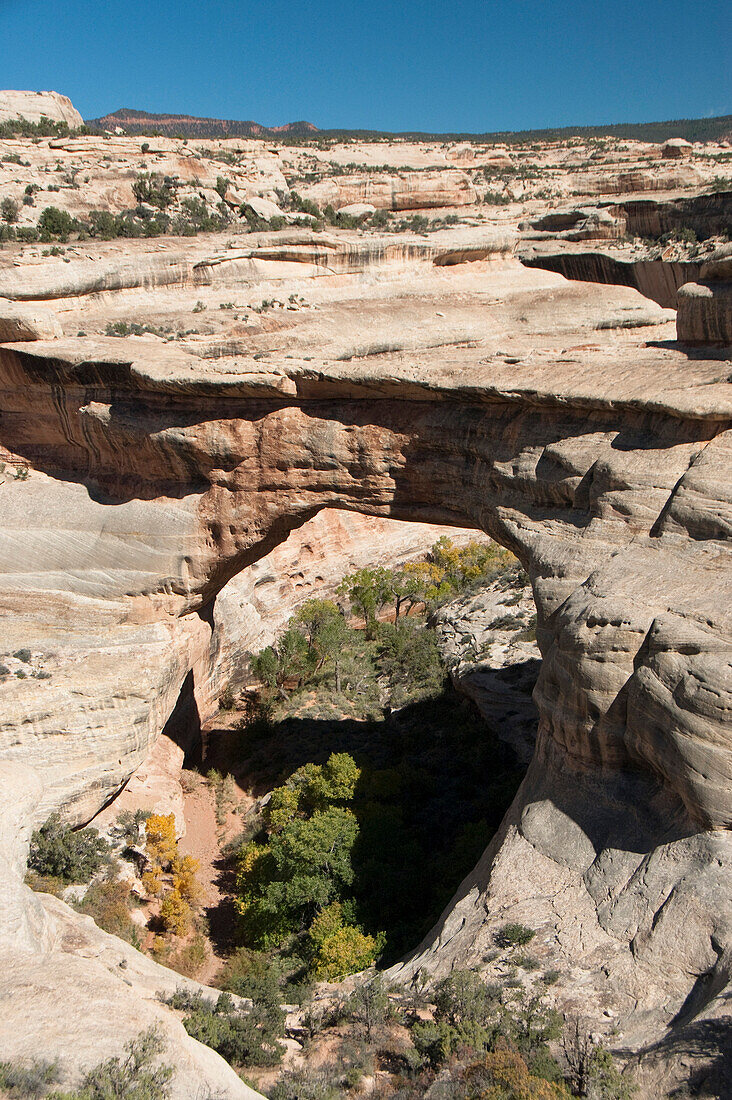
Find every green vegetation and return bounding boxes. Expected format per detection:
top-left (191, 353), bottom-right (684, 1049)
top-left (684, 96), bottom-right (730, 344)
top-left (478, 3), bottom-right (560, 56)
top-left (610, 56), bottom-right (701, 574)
top-left (484, 189), bottom-right (513, 205)
top-left (0, 1028), bottom-right (172, 1100)
top-left (105, 320), bottom-right (170, 338)
top-left (207, 767), bottom-right (238, 825)
top-left (1, 182), bottom-right (227, 244)
top-left (1, 197), bottom-right (19, 224)
top-left (235, 752), bottom-right (380, 976)
top-left (334, 971), bottom-right (630, 1098)
top-left (257, 968), bottom-right (633, 1099)
top-left (173, 196), bottom-right (229, 234)
top-left (495, 922), bottom-right (536, 949)
top-left (131, 172), bottom-right (177, 209)
top-left (37, 205), bottom-right (77, 240)
top-left (84, 109), bottom-right (732, 145)
top-left (164, 988), bottom-right (285, 1068)
top-left (0, 117), bottom-right (88, 140)
top-left (69, 1029), bottom-right (172, 1100)
top-left (228, 538), bottom-right (527, 992)
top-left (0, 1058), bottom-right (59, 1098)
top-left (27, 813), bottom-right (110, 884)
top-left (77, 880), bottom-right (140, 945)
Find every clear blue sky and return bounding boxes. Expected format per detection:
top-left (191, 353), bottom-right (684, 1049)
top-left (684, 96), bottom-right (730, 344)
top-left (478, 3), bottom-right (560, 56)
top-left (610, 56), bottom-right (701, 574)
top-left (1, 0), bottom-right (729, 132)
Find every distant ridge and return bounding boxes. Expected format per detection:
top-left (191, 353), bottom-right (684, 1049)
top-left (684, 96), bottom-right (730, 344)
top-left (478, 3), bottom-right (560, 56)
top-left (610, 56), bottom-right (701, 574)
top-left (85, 107), bottom-right (732, 145)
top-left (85, 107), bottom-right (318, 138)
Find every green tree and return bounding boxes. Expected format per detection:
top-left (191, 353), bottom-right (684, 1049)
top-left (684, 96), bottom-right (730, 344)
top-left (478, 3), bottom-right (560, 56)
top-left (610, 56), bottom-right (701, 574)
top-left (182, 991), bottom-right (285, 1069)
top-left (308, 902), bottom-right (380, 980)
top-left (237, 801), bottom-right (359, 945)
top-left (1, 197), bottom-right (19, 224)
top-left (502, 991), bottom-right (563, 1078)
top-left (435, 968), bottom-right (500, 1026)
top-left (561, 1019), bottom-right (635, 1099)
top-left (37, 206), bottom-right (76, 241)
top-left (28, 814), bottom-right (109, 884)
top-left (376, 618), bottom-right (445, 703)
top-left (87, 209), bottom-right (120, 239)
top-left (337, 567), bottom-right (394, 637)
top-left (250, 625), bottom-right (310, 697)
top-left (343, 976), bottom-right (392, 1041)
top-left (295, 599), bottom-right (350, 690)
top-left (132, 172), bottom-right (177, 209)
top-left (267, 806), bottom-right (358, 916)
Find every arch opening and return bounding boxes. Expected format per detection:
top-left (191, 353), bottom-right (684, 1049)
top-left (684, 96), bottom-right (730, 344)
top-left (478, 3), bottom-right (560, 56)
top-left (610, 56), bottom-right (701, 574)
top-left (97, 507), bottom-right (541, 975)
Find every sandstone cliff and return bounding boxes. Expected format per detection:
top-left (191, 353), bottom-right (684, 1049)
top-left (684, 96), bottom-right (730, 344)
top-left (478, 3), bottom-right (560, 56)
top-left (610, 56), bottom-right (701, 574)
top-left (0, 89), bottom-right (84, 128)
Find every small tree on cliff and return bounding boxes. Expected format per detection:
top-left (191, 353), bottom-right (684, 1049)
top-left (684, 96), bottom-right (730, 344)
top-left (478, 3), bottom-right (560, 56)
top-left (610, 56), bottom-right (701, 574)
top-left (337, 567), bottom-right (394, 637)
top-left (295, 598), bottom-right (350, 690)
top-left (28, 814), bottom-right (109, 883)
top-left (250, 625), bottom-right (310, 698)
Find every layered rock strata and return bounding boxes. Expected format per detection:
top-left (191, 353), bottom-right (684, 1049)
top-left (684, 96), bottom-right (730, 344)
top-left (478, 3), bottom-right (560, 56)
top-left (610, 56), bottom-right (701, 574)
top-left (300, 168), bottom-right (478, 210)
top-left (677, 244), bottom-right (732, 345)
top-left (518, 243), bottom-right (697, 308)
top-left (0, 236), bottom-right (730, 1095)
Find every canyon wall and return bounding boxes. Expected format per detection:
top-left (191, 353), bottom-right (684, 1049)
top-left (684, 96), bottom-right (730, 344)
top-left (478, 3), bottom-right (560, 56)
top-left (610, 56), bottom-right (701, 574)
top-left (0, 234), bottom-right (729, 1095)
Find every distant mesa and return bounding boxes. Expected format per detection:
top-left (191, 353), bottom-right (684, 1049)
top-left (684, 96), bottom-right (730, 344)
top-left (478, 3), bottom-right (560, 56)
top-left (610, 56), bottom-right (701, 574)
top-left (2, 89), bottom-right (731, 145)
top-left (84, 105), bottom-right (732, 145)
top-left (85, 107), bottom-right (319, 139)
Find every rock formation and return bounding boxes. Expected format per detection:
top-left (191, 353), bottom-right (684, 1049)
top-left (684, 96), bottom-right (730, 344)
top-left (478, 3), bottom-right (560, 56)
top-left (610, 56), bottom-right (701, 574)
top-left (0, 107), bottom-right (730, 1096)
top-left (0, 89), bottom-right (84, 128)
top-left (677, 244), bottom-right (732, 345)
top-left (300, 168), bottom-right (478, 210)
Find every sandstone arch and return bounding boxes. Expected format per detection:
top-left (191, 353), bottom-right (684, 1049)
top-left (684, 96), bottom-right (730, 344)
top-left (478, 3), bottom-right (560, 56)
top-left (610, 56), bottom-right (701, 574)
top-left (0, 264), bottom-right (730, 1094)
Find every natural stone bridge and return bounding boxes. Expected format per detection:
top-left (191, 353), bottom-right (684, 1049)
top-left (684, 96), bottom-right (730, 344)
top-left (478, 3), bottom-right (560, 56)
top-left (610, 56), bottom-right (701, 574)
top-left (0, 252), bottom-right (730, 1096)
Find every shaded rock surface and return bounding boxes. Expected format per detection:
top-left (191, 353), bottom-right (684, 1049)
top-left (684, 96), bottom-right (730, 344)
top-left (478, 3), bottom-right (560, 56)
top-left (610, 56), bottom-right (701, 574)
top-left (677, 245), bottom-right (732, 345)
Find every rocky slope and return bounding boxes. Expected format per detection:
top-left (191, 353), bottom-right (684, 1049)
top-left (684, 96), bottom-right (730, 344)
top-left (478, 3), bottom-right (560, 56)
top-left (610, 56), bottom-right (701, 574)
top-left (0, 105), bottom-right (730, 1097)
top-left (0, 89), bottom-right (83, 128)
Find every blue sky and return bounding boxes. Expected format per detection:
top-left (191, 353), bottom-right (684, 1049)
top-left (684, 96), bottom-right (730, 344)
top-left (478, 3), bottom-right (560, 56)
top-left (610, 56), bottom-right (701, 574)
top-left (1, 0), bottom-right (729, 131)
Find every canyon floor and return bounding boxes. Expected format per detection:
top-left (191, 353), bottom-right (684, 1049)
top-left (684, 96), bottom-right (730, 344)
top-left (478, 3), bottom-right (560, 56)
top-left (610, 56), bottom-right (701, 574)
top-left (0, 103), bottom-right (730, 1099)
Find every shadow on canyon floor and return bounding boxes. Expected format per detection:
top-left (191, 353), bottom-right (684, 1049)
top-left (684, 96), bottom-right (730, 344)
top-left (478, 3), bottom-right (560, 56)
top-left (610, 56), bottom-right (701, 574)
top-left (200, 682), bottom-right (530, 964)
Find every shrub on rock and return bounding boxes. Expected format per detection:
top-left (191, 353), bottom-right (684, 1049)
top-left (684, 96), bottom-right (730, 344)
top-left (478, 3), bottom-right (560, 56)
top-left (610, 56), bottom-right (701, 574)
top-left (28, 813), bottom-right (109, 884)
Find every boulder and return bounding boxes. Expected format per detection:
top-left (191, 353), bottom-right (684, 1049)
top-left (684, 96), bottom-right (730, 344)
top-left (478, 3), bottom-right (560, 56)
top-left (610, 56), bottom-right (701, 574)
top-left (336, 202), bottom-right (376, 217)
top-left (241, 195), bottom-right (286, 221)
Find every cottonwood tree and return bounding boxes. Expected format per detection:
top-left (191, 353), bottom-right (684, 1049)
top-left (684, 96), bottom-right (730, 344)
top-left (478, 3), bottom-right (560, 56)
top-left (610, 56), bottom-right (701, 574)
top-left (337, 567), bottom-right (394, 636)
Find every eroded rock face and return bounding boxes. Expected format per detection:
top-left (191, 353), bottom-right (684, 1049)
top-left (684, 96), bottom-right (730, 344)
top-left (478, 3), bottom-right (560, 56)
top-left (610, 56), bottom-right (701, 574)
top-left (0, 89), bottom-right (83, 128)
top-left (301, 169), bottom-right (478, 210)
top-left (677, 245), bottom-right (732, 345)
top-left (0, 299), bottom-right (63, 341)
top-left (518, 244), bottom-right (697, 308)
top-left (0, 222), bottom-right (730, 1096)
